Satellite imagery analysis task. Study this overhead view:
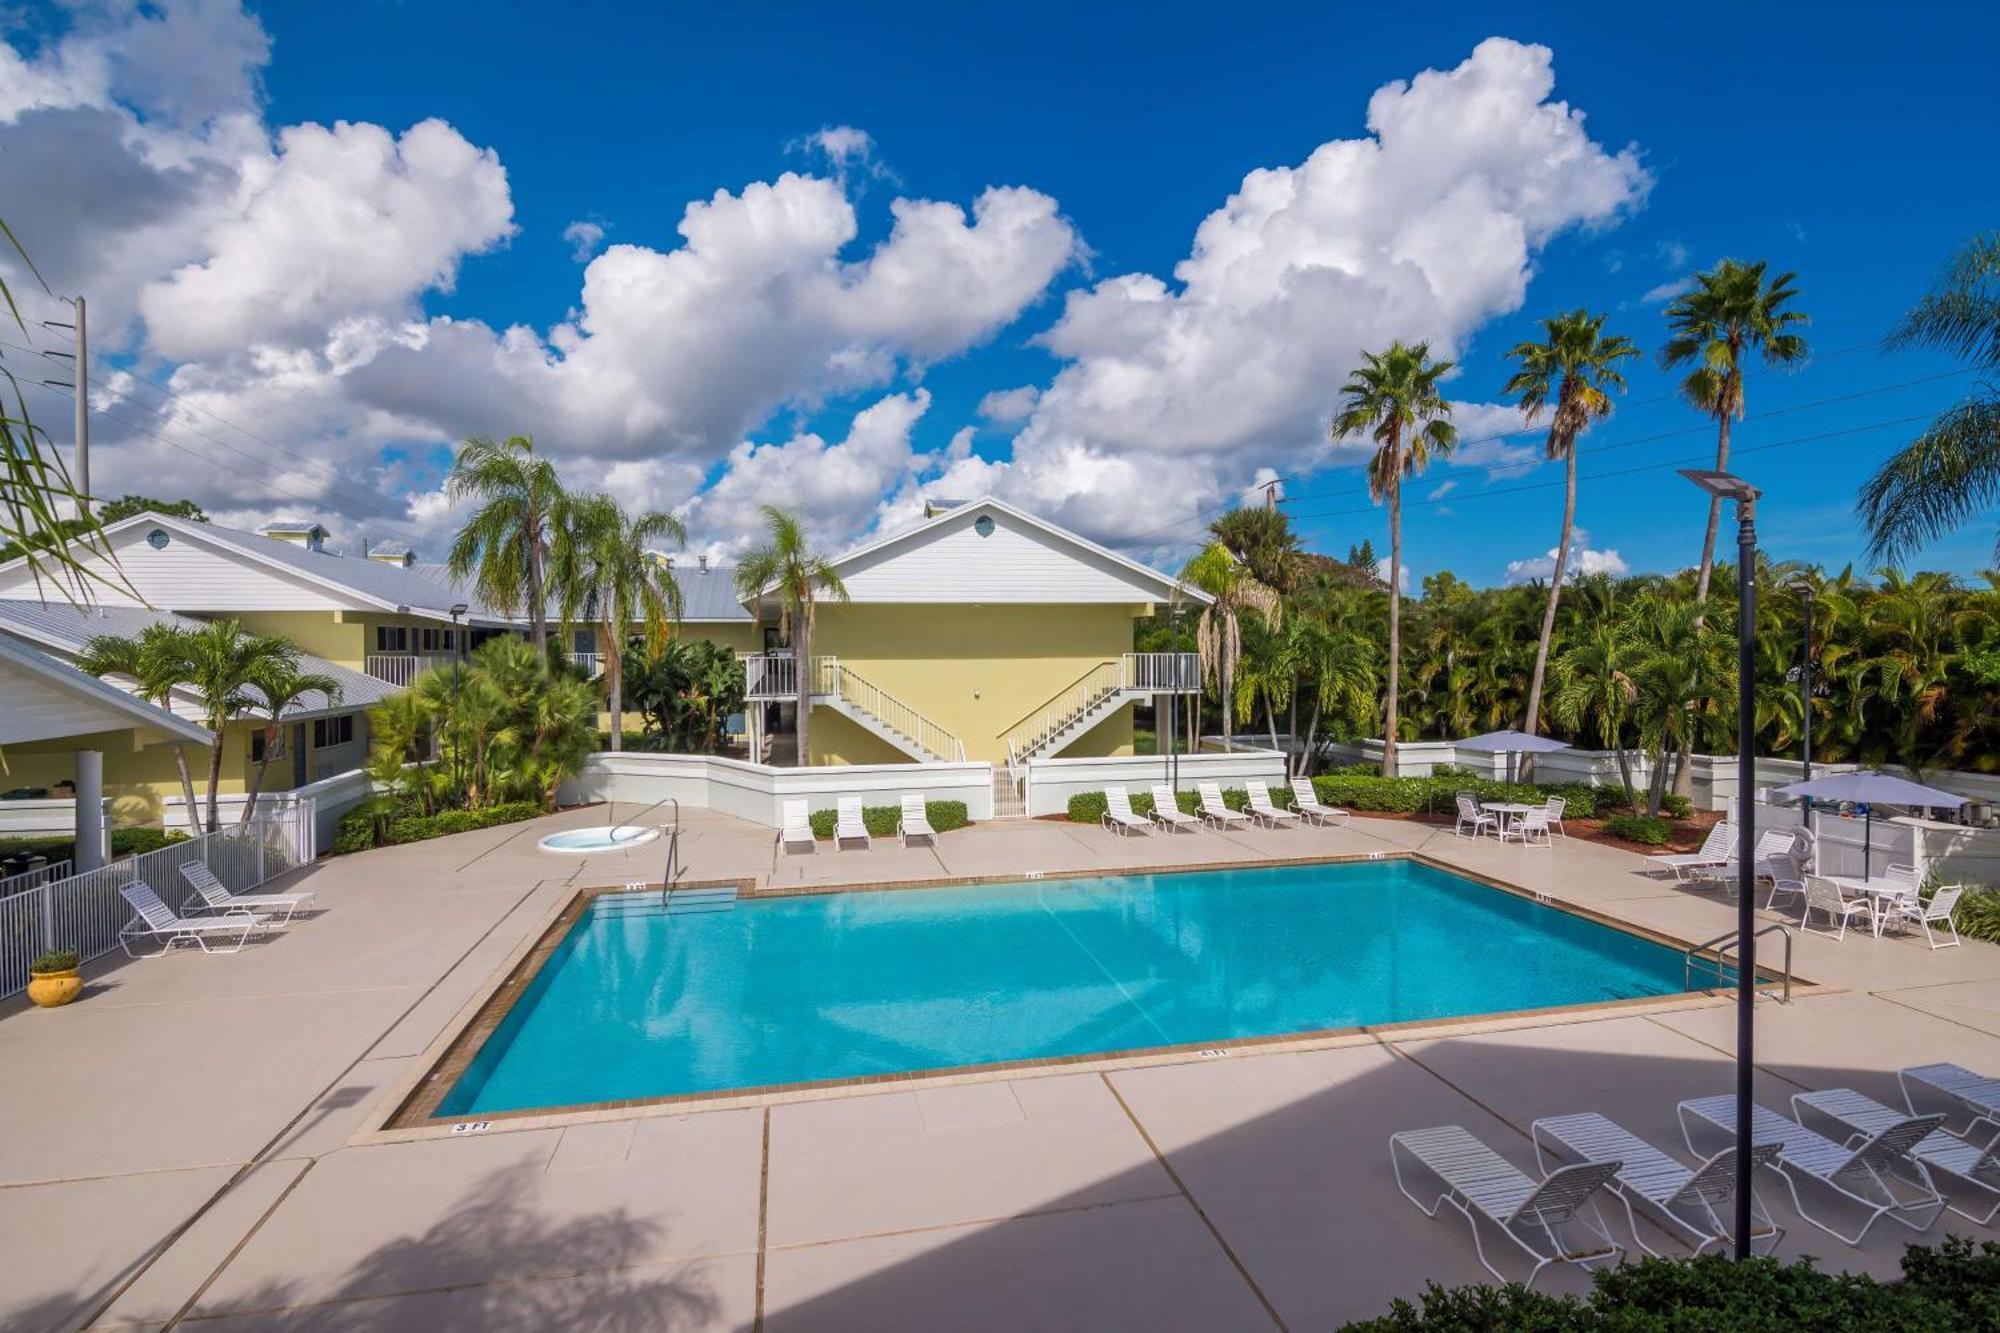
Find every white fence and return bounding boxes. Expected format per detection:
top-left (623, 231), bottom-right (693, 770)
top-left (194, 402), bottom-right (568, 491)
top-left (0, 806), bottom-right (313, 999)
top-left (1021, 747), bottom-right (1289, 818)
top-left (562, 752), bottom-right (997, 826)
top-left (164, 767), bottom-right (371, 853)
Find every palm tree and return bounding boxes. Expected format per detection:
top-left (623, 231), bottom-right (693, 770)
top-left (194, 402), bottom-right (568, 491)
top-left (1860, 232), bottom-right (2000, 563)
top-left (549, 493), bottom-right (687, 751)
top-left (76, 625), bottom-right (203, 830)
top-left (1504, 310), bottom-right (1637, 745)
top-left (239, 660), bottom-right (342, 824)
top-left (1332, 341), bottom-right (1456, 776)
top-left (1550, 620), bottom-right (1641, 809)
top-left (733, 507), bottom-right (847, 766)
top-left (444, 435), bottom-right (567, 654)
top-left (1661, 260), bottom-right (1809, 605)
top-left (1182, 542), bottom-right (1280, 750)
top-left (1210, 507), bottom-right (1303, 594)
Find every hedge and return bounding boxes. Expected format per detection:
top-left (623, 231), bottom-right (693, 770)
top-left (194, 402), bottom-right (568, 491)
top-left (1340, 1238), bottom-right (2000, 1330)
top-left (807, 800), bottom-right (970, 840)
top-left (1066, 787), bottom-right (1231, 824)
top-left (330, 801), bottom-right (542, 855)
top-left (0, 827), bottom-right (187, 865)
top-left (1602, 813), bottom-right (1672, 846)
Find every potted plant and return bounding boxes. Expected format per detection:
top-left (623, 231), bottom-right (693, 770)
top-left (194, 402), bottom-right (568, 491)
top-left (27, 948), bottom-right (82, 1008)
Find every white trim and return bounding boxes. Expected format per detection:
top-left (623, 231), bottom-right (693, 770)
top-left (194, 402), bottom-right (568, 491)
top-left (560, 752), bottom-right (996, 826)
top-left (0, 632), bottom-right (212, 746)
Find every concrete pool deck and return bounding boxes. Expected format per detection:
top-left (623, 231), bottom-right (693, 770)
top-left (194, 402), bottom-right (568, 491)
top-left (5, 804), bottom-right (1999, 1330)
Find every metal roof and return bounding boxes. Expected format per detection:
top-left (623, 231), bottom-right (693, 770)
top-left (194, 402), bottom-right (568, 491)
top-left (0, 600), bottom-right (394, 720)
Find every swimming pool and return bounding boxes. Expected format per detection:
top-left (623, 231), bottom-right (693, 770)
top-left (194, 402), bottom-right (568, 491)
top-left (430, 859), bottom-right (1701, 1118)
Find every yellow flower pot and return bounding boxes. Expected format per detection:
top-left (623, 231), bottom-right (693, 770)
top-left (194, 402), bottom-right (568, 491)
top-left (27, 966), bottom-right (82, 1008)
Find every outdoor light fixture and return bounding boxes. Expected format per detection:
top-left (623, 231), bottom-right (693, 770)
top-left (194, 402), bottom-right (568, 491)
top-left (1680, 466), bottom-right (1760, 1261)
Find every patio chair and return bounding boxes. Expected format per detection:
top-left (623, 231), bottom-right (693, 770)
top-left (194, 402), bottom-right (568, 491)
top-left (1454, 794), bottom-right (1496, 839)
top-left (897, 794), bottom-right (937, 847)
top-left (1196, 782), bottom-right (1250, 830)
top-left (1147, 784), bottom-right (1199, 834)
top-left (1762, 851), bottom-right (1808, 913)
top-left (1793, 1087), bottom-right (2000, 1226)
top-left (1502, 806), bottom-right (1553, 846)
top-left (1899, 1063), bottom-right (2000, 1140)
top-left (1101, 787), bottom-right (1151, 837)
top-left (1656, 821), bottom-right (1734, 881)
top-left (779, 799), bottom-right (816, 853)
top-left (1708, 829), bottom-right (1805, 897)
top-left (1800, 875), bottom-right (1873, 941)
top-left (1881, 885), bottom-right (1963, 951)
top-left (1543, 796), bottom-right (1567, 840)
top-left (1677, 1094), bottom-right (1947, 1244)
top-left (179, 861), bottom-right (315, 926)
top-left (834, 796), bottom-right (870, 850)
top-left (1243, 779), bottom-right (1299, 828)
top-left (117, 880), bottom-right (267, 957)
top-left (1289, 781), bottom-right (1349, 826)
top-left (1389, 1124), bottom-right (1623, 1287)
top-left (1530, 1111), bottom-right (1784, 1256)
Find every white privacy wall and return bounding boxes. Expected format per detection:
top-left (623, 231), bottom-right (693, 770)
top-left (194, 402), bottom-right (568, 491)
top-left (563, 753), bottom-right (997, 826)
top-left (1021, 749), bottom-right (1289, 817)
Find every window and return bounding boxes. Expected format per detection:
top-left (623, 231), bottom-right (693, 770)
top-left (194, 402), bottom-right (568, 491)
top-left (250, 729), bottom-right (286, 763)
top-left (375, 625), bottom-right (408, 653)
top-left (974, 515), bottom-right (996, 537)
top-left (312, 714), bottom-right (355, 749)
top-left (146, 528), bottom-right (170, 550)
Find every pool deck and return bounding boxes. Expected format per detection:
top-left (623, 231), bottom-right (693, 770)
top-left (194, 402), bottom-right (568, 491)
top-left (6, 804), bottom-right (1999, 1331)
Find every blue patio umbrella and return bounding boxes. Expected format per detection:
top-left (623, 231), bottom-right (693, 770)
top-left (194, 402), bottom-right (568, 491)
top-left (1453, 729), bottom-right (1572, 784)
top-left (1773, 770), bottom-right (1968, 880)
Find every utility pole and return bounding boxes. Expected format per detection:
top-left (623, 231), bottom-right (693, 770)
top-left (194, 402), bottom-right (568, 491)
top-left (73, 296), bottom-right (88, 516)
top-left (1259, 478), bottom-right (1280, 512)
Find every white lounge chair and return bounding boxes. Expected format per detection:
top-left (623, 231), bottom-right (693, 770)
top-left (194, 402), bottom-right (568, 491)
top-left (1101, 787), bottom-right (1151, 836)
top-left (1243, 779), bottom-right (1299, 828)
top-left (1704, 829), bottom-right (1803, 896)
top-left (1899, 1063), bottom-right (2000, 1140)
top-left (180, 861), bottom-right (314, 925)
top-left (834, 796), bottom-right (870, 850)
top-left (118, 880), bottom-right (266, 956)
top-left (897, 794), bottom-right (937, 847)
top-left (1801, 875), bottom-right (1873, 941)
top-left (779, 799), bottom-right (815, 853)
top-left (1147, 785), bottom-right (1199, 834)
top-left (1196, 782), bottom-right (1250, 830)
top-left (1530, 1111), bottom-right (1783, 1256)
top-left (1389, 1124), bottom-right (1623, 1287)
top-left (1881, 885), bottom-right (1963, 950)
top-left (1454, 793), bottom-right (1495, 839)
top-left (1656, 821), bottom-right (1733, 880)
top-left (1793, 1087), bottom-right (2000, 1226)
top-left (1678, 1094), bottom-right (1947, 1244)
top-left (1289, 781), bottom-right (1349, 826)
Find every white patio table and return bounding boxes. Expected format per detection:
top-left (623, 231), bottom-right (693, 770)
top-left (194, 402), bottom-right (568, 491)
top-left (1482, 801), bottom-right (1534, 842)
top-left (1826, 875), bottom-right (1912, 939)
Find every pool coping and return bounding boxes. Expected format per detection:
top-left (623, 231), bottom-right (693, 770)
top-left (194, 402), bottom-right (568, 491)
top-left (360, 851), bottom-right (1825, 1142)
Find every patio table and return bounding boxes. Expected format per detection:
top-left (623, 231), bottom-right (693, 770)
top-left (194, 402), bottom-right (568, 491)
top-left (1826, 875), bottom-right (1913, 939)
top-left (1481, 801), bottom-right (1534, 841)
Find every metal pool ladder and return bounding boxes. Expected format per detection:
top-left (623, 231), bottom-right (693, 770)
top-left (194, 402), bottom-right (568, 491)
top-left (1684, 923), bottom-right (1793, 1003)
top-left (655, 800), bottom-right (737, 915)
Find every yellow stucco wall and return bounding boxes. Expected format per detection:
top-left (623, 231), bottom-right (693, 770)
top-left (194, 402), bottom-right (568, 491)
top-left (682, 622), bottom-right (761, 655)
top-left (229, 610), bottom-right (370, 667)
top-left (807, 603), bottom-right (1141, 764)
top-left (806, 708), bottom-right (918, 766)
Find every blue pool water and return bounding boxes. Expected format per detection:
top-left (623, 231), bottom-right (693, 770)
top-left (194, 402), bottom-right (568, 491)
top-left (437, 860), bottom-right (1695, 1116)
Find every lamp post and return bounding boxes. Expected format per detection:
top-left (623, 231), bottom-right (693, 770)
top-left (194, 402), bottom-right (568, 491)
top-left (1798, 585), bottom-right (1813, 836)
top-left (1681, 467), bottom-right (1760, 1261)
top-left (449, 603), bottom-right (468, 801)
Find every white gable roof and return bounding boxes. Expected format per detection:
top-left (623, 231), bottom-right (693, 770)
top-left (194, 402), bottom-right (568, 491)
top-left (0, 632), bottom-right (212, 747)
top-left (764, 498), bottom-right (1211, 607)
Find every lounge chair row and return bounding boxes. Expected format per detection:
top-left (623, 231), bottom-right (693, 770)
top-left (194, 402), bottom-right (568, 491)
top-left (117, 863), bottom-right (317, 956)
top-left (777, 794), bottom-right (938, 852)
top-left (1101, 780), bottom-right (1349, 835)
top-left (1393, 1059), bottom-right (2000, 1288)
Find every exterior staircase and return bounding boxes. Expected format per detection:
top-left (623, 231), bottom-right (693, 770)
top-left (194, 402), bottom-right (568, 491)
top-left (743, 655), bottom-right (965, 763)
top-left (1002, 653), bottom-right (1201, 773)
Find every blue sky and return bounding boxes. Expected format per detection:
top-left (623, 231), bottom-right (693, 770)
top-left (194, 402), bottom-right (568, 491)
top-left (6, 2), bottom-right (1997, 581)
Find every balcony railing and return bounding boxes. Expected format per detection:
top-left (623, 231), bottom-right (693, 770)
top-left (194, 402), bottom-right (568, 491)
top-left (742, 653), bottom-right (821, 701)
top-left (363, 653), bottom-right (457, 688)
top-left (1122, 652), bottom-right (1201, 693)
top-left (567, 651), bottom-right (602, 677)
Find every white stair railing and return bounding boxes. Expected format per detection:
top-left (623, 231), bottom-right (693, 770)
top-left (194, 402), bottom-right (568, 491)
top-left (1000, 660), bottom-right (1124, 763)
top-left (1121, 652), bottom-right (1201, 692)
top-left (825, 662), bottom-right (965, 761)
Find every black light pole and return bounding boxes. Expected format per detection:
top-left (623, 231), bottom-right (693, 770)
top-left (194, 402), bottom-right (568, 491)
top-left (1799, 587), bottom-right (1814, 837)
top-left (450, 603), bottom-right (468, 801)
top-left (1683, 468), bottom-right (1760, 1260)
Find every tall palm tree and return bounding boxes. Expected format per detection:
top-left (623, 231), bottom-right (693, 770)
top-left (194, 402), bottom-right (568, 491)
top-left (239, 660), bottom-right (342, 824)
top-left (1661, 259), bottom-right (1809, 605)
top-left (444, 435), bottom-right (567, 654)
top-left (549, 493), bottom-right (687, 751)
top-left (77, 625), bottom-right (203, 829)
top-left (1504, 310), bottom-right (1638, 743)
top-left (1210, 507), bottom-right (1303, 594)
top-left (733, 507), bottom-right (847, 766)
top-left (1181, 542), bottom-right (1280, 750)
top-left (1332, 341), bottom-right (1456, 776)
top-left (1860, 232), bottom-right (2000, 563)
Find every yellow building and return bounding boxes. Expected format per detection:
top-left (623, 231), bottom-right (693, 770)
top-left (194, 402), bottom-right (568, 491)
top-left (739, 498), bottom-right (1205, 768)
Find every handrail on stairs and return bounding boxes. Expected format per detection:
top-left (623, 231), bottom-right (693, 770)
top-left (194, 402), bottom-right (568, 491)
top-left (824, 660), bottom-right (966, 761)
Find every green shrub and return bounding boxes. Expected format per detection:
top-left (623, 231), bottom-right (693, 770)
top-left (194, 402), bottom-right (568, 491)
top-left (1339, 1238), bottom-right (2000, 1330)
top-left (808, 800), bottom-right (971, 839)
top-left (114, 826), bottom-right (188, 856)
top-left (0, 827), bottom-right (187, 867)
top-left (1955, 887), bottom-right (2000, 945)
top-left (330, 800), bottom-right (542, 855)
top-left (1303, 774), bottom-right (1601, 819)
top-left (1066, 788), bottom-right (1203, 823)
top-left (30, 948), bottom-right (79, 973)
top-left (1658, 792), bottom-right (1694, 819)
top-left (1602, 813), bottom-right (1672, 845)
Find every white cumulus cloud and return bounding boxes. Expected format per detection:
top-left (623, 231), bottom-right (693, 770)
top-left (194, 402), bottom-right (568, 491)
top-left (977, 385), bottom-right (1040, 422)
top-left (562, 219), bottom-right (605, 261)
top-left (1503, 528), bottom-right (1630, 584)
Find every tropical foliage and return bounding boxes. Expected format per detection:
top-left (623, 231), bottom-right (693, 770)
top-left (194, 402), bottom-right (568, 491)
top-left (624, 638), bottom-right (746, 753)
top-left (444, 434), bottom-right (567, 653)
top-left (352, 638), bottom-right (597, 849)
top-left (548, 491), bottom-right (687, 750)
top-left (734, 505), bottom-right (847, 765)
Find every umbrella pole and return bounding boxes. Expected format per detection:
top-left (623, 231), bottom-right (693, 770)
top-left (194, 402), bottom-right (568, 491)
top-left (1863, 811), bottom-right (1871, 881)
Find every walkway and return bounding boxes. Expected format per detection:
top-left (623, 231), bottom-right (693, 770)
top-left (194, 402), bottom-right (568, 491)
top-left (4, 805), bottom-right (1997, 1330)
